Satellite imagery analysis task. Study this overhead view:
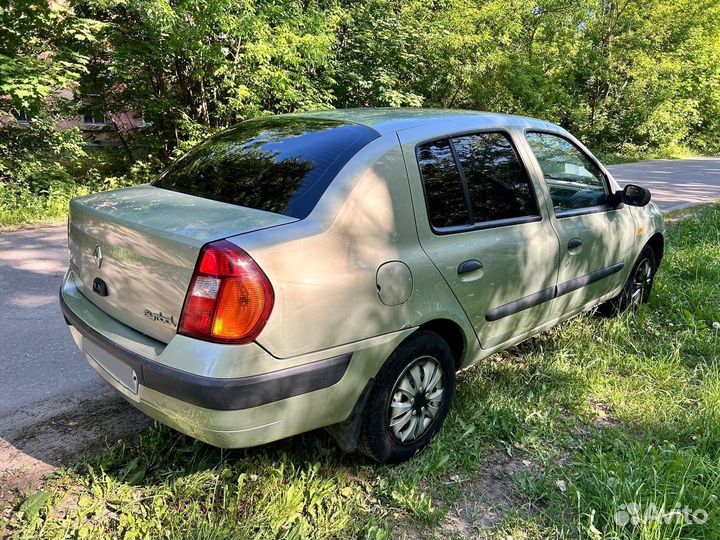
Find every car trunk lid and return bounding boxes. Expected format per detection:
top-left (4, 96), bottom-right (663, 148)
top-left (68, 185), bottom-right (295, 343)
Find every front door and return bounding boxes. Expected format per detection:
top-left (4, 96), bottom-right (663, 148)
top-left (400, 125), bottom-right (561, 349)
top-left (522, 131), bottom-right (636, 317)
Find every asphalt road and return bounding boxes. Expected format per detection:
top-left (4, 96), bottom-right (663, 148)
top-left (609, 157), bottom-right (720, 212)
top-left (1, 157), bottom-right (719, 492)
top-left (0, 226), bottom-right (105, 418)
top-left (0, 226), bottom-right (149, 495)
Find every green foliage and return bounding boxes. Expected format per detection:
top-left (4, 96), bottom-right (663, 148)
top-left (78, 0), bottom-right (341, 144)
top-left (0, 0), bottom-right (102, 114)
top-left (17, 492), bottom-right (51, 522)
top-left (0, 119), bottom-right (156, 226)
top-left (2, 0), bottom-right (720, 225)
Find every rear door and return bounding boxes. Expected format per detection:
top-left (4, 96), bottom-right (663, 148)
top-left (522, 131), bottom-right (636, 316)
top-left (400, 124), bottom-right (561, 349)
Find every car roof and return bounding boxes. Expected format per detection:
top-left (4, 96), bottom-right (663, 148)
top-left (293, 107), bottom-right (562, 135)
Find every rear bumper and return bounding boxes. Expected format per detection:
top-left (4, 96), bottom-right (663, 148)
top-left (60, 270), bottom-right (413, 447)
top-left (60, 294), bottom-right (350, 411)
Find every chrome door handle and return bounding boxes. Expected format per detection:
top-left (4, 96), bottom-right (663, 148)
top-left (458, 260), bottom-right (483, 274)
top-left (567, 238), bottom-right (583, 250)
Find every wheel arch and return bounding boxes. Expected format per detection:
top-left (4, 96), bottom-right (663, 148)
top-left (325, 319), bottom-right (469, 454)
top-left (646, 232), bottom-right (665, 268)
top-left (417, 318), bottom-right (468, 370)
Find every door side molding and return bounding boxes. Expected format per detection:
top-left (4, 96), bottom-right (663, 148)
top-left (485, 286), bottom-right (555, 322)
top-left (485, 263), bottom-right (624, 321)
top-left (555, 263), bottom-right (624, 297)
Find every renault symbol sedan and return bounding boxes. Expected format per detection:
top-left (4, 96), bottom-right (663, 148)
top-left (60, 108), bottom-right (665, 463)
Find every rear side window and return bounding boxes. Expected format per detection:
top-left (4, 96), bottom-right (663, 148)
top-left (525, 132), bottom-right (608, 213)
top-left (416, 140), bottom-right (471, 228)
top-left (153, 117), bottom-right (379, 219)
top-left (451, 133), bottom-right (538, 223)
top-left (416, 131), bottom-right (538, 231)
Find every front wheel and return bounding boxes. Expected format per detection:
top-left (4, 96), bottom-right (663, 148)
top-left (358, 330), bottom-right (456, 464)
top-left (599, 245), bottom-right (657, 316)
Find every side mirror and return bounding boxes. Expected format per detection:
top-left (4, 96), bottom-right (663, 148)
top-left (621, 184), bottom-right (651, 207)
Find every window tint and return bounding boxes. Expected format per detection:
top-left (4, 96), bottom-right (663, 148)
top-left (153, 117), bottom-right (379, 219)
top-left (451, 133), bottom-right (538, 222)
top-left (417, 139), bottom-right (470, 228)
top-left (526, 132), bottom-right (608, 213)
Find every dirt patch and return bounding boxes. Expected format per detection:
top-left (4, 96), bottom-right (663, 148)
top-left (0, 394), bottom-right (150, 504)
top-left (439, 451), bottom-right (540, 538)
top-left (588, 399), bottom-right (620, 429)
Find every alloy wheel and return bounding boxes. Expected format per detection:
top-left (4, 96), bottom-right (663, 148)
top-left (629, 258), bottom-right (653, 306)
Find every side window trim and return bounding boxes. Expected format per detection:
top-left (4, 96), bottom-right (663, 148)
top-left (415, 128), bottom-right (543, 235)
top-left (554, 204), bottom-right (616, 219)
top-left (415, 137), bottom-right (473, 229)
top-left (433, 214), bottom-right (542, 235)
top-left (446, 137), bottom-right (476, 224)
top-left (524, 129), bottom-right (616, 218)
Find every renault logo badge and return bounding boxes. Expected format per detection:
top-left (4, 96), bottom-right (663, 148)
top-left (93, 245), bottom-right (104, 269)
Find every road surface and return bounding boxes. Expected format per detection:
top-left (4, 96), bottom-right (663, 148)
top-left (1, 157), bottom-right (719, 495)
top-left (609, 157), bottom-right (720, 212)
top-left (0, 226), bottom-right (150, 498)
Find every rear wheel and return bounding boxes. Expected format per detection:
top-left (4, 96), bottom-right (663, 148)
top-left (599, 245), bottom-right (657, 316)
top-left (358, 330), bottom-right (455, 464)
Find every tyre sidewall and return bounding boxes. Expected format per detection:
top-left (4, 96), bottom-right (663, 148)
top-left (620, 245), bottom-right (657, 310)
top-left (360, 330), bottom-right (456, 464)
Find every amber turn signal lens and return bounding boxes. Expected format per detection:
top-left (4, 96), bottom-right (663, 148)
top-left (212, 278), bottom-right (269, 340)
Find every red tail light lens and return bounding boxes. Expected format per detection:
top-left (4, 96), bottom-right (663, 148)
top-left (178, 240), bottom-right (274, 344)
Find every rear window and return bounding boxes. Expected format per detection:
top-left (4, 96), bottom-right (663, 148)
top-left (153, 116), bottom-right (379, 219)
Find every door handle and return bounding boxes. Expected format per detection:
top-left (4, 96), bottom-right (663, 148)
top-left (567, 238), bottom-right (583, 251)
top-left (458, 260), bottom-right (483, 274)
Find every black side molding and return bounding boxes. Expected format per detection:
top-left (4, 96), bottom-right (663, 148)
top-left (555, 263), bottom-right (624, 297)
top-left (60, 291), bottom-right (351, 411)
top-left (485, 286), bottom-right (555, 322)
top-left (485, 263), bottom-right (625, 322)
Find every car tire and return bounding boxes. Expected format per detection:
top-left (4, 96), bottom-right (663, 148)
top-left (357, 330), bottom-right (456, 464)
top-left (598, 245), bottom-right (657, 316)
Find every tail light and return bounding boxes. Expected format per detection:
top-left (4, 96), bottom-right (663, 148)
top-left (178, 240), bottom-right (274, 344)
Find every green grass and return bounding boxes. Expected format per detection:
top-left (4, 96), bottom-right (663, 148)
top-left (0, 181), bottom-right (88, 229)
top-left (3, 204), bottom-right (720, 539)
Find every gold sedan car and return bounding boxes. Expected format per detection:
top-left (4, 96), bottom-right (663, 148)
top-left (60, 108), bottom-right (665, 463)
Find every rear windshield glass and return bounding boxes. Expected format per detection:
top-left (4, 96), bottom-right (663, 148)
top-left (153, 116), bottom-right (379, 219)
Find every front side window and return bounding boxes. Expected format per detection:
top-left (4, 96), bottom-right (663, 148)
top-left (451, 133), bottom-right (539, 223)
top-left (525, 132), bottom-right (608, 213)
top-left (154, 117), bottom-right (379, 219)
